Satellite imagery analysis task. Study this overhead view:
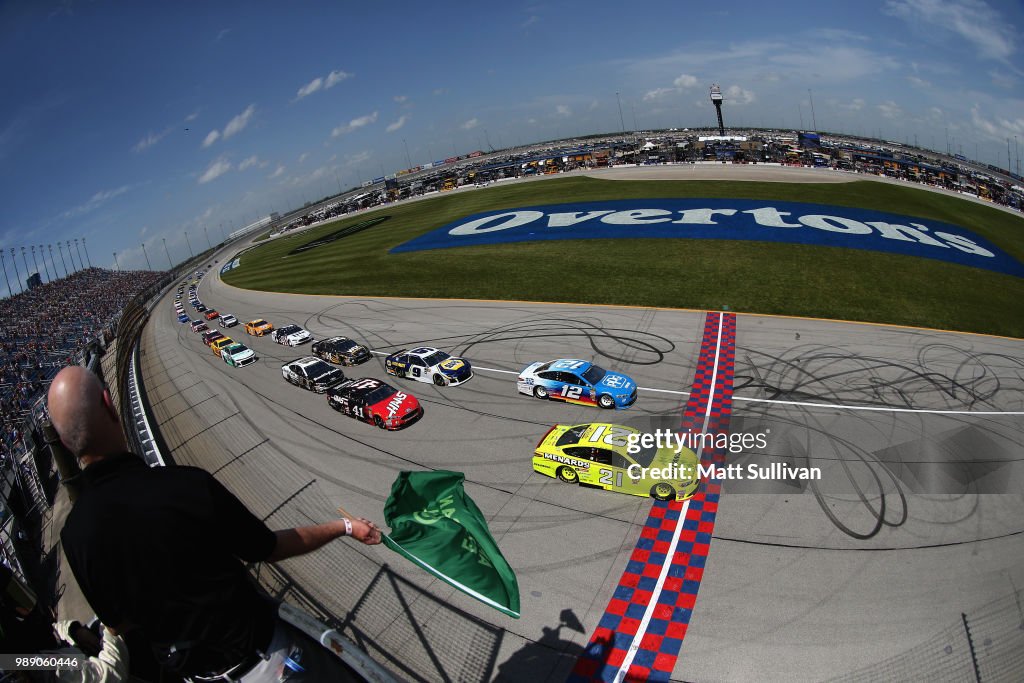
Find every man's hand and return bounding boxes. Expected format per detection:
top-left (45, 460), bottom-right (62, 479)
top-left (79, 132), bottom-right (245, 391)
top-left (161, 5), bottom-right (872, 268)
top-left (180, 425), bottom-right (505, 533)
top-left (348, 517), bottom-right (383, 545)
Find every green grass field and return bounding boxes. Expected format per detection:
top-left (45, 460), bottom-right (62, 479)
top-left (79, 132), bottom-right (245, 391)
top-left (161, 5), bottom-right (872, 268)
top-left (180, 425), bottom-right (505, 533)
top-left (222, 176), bottom-right (1024, 338)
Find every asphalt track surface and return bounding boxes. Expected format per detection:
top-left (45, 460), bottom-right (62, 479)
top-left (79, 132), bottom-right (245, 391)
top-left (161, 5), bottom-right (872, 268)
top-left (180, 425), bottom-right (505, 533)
top-left (139, 169), bottom-right (1024, 682)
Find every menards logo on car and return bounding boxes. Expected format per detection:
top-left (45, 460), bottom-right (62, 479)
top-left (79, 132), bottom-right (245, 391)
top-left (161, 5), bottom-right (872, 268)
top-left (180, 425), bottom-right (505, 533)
top-left (543, 453), bottom-right (590, 469)
top-left (390, 199), bottom-right (1024, 277)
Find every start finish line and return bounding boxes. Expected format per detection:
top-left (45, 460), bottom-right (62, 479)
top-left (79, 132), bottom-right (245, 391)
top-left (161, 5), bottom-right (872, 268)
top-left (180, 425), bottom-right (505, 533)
top-left (390, 199), bottom-right (1024, 278)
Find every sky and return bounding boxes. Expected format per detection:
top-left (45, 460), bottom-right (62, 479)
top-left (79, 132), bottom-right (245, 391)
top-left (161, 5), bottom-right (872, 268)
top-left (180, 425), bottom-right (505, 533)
top-left (1, 0), bottom-right (1022, 292)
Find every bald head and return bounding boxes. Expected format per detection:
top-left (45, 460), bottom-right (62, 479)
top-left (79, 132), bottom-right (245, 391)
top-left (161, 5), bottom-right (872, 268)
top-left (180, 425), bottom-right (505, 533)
top-left (48, 366), bottom-right (127, 463)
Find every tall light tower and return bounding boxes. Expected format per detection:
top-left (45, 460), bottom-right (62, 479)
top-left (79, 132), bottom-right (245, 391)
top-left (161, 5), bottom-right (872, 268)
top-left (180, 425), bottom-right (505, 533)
top-left (57, 242), bottom-right (68, 276)
top-left (710, 84), bottom-right (725, 136)
top-left (162, 238), bottom-right (173, 269)
top-left (0, 250), bottom-right (12, 297)
top-left (74, 239), bottom-right (85, 270)
top-left (184, 231), bottom-right (193, 258)
top-left (30, 245), bottom-right (41, 281)
top-left (40, 245), bottom-right (51, 281)
top-left (11, 248), bottom-right (22, 293)
top-left (48, 245), bottom-right (60, 279)
top-left (141, 242), bottom-right (152, 270)
top-left (82, 237), bottom-right (92, 267)
top-left (113, 252), bottom-right (119, 271)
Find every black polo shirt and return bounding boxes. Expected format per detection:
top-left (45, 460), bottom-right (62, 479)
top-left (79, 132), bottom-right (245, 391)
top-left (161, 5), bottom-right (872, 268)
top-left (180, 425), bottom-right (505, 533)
top-left (61, 453), bottom-right (277, 675)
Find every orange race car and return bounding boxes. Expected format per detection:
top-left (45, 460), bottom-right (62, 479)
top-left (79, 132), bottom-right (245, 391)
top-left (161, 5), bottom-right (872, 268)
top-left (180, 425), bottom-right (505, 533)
top-left (244, 319), bottom-right (273, 336)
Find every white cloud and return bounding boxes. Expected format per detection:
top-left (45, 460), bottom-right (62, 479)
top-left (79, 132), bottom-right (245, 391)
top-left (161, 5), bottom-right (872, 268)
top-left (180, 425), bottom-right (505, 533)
top-left (324, 69), bottom-right (351, 88)
top-left (60, 184), bottom-right (133, 220)
top-left (907, 75), bottom-right (931, 88)
top-left (885, 0), bottom-right (1016, 61)
top-left (643, 88), bottom-right (675, 102)
top-left (433, 88), bottom-right (448, 96)
top-left (394, 95), bottom-right (407, 103)
top-left (133, 128), bottom-right (171, 152)
top-left (296, 77), bottom-right (323, 99)
top-left (269, 165), bottom-right (285, 179)
top-left (344, 150), bottom-right (372, 166)
top-left (386, 115), bottom-right (408, 133)
top-left (877, 100), bottom-right (903, 119)
top-left (461, 117), bottom-right (479, 130)
top-left (298, 152), bottom-right (308, 163)
top-left (185, 110), bottom-right (199, 122)
top-left (331, 111), bottom-right (378, 136)
top-left (522, 15), bottom-right (539, 28)
top-left (238, 155), bottom-right (261, 170)
top-left (201, 130), bottom-right (220, 148)
top-left (198, 157), bottom-right (232, 184)
top-left (725, 85), bottom-right (756, 104)
top-left (223, 104), bottom-right (255, 139)
top-left (970, 104), bottom-right (1024, 142)
top-left (673, 73), bottom-right (698, 88)
top-left (990, 70), bottom-right (1018, 89)
top-left (555, 105), bottom-right (571, 117)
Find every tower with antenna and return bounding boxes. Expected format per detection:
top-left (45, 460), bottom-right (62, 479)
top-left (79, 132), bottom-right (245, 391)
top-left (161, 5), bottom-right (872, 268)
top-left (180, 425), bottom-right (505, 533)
top-left (710, 84), bottom-right (725, 136)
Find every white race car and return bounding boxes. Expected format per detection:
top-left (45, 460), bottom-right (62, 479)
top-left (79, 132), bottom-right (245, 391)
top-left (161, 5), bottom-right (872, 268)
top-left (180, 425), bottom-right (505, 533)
top-left (271, 324), bottom-right (312, 346)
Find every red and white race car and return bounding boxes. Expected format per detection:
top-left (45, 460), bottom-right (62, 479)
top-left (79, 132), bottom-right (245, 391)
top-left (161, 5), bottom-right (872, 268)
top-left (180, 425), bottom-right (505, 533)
top-left (326, 377), bottom-right (422, 430)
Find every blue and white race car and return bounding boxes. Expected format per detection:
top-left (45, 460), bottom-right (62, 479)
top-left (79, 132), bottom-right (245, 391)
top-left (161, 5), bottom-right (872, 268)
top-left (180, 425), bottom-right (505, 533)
top-left (385, 346), bottom-right (473, 386)
top-left (517, 359), bottom-right (637, 409)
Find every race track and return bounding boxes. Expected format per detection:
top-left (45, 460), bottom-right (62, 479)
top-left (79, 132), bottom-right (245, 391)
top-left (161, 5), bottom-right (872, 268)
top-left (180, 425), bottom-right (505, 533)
top-left (139, 259), bottom-right (1024, 681)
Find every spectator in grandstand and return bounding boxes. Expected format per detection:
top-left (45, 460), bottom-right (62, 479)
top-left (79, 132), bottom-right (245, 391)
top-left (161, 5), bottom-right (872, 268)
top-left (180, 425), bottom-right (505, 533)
top-left (49, 366), bottom-right (379, 682)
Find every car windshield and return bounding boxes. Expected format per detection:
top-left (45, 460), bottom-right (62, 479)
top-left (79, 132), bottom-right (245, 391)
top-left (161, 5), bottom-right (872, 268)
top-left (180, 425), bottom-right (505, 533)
top-left (334, 338), bottom-right (358, 352)
top-left (556, 425), bottom-right (591, 447)
top-left (309, 361), bottom-right (335, 376)
top-left (280, 325), bottom-right (301, 335)
top-left (362, 386), bottom-right (395, 405)
top-left (229, 344), bottom-right (249, 354)
top-left (422, 351), bottom-right (450, 366)
top-left (252, 319), bottom-right (267, 326)
top-left (582, 365), bottom-right (607, 384)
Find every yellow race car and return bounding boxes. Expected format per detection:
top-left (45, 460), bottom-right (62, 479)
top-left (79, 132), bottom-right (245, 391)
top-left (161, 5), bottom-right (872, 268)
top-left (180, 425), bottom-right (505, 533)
top-left (533, 423), bottom-right (700, 502)
top-left (244, 319), bottom-right (274, 336)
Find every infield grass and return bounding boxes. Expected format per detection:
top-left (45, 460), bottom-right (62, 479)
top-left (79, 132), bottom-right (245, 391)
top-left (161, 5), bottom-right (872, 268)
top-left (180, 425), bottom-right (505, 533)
top-left (222, 176), bottom-right (1024, 338)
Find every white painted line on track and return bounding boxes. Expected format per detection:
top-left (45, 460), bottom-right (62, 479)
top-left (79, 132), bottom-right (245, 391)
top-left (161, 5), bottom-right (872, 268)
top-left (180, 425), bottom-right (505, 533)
top-left (614, 314), bottom-right (725, 681)
top-left (368, 349), bottom-right (1021, 415)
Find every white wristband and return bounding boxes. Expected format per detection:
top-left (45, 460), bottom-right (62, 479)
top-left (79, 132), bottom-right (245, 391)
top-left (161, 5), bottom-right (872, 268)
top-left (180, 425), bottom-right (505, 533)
top-left (342, 518), bottom-right (353, 536)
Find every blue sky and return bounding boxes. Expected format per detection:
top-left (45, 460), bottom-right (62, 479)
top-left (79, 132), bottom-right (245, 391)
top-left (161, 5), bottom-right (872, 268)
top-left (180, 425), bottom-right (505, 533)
top-left (1, 0), bottom-right (1022, 290)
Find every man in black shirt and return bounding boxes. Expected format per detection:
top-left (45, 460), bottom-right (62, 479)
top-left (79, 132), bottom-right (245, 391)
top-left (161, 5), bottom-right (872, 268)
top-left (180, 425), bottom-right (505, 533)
top-left (51, 366), bottom-right (381, 680)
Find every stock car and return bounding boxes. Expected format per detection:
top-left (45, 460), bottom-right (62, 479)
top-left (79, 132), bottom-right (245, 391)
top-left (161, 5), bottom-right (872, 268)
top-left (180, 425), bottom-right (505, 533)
top-left (517, 359), bottom-right (637, 409)
top-left (221, 342), bottom-right (256, 367)
top-left (272, 324), bottom-right (312, 346)
top-left (211, 337), bottom-right (234, 357)
top-left (176, 313), bottom-right (190, 323)
top-left (311, 336), bottom-right (372, 366)
top-left (281, 356), bottom-right (346, 393)
top-left (190, 320), bottom-right (208, 333)
top-left (201, 330), bottom-right (225, 347)
top-left (533, 423), bottom-right (700, 502)
top-left (327, 377), bottom-right (422, 430)
top-left (244, 319), bottom-right (273, 336)
top-left (204, 309), bottom-right (219, 321)
top-left (218, 313), bottom-right (238, 328)
top-left (384, 347), bottom-right (473, 386)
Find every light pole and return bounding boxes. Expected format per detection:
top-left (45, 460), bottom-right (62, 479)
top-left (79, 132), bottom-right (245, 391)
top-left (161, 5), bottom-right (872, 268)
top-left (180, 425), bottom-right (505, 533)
top-left (11, 248), bottom-right (23, 293)
top-left (21, 247), bottom-right (30, 284)
top-left (30, 245), bottom-right (41, 281)
top-left (82, 237), bottom-right (92, 267)
top-left (74, 239), bottom-right (85, 270)
top-left (162, 238), bottom-right (172, 269)
top-left (142, 242), bottom-right (152, 270)
top-left (48, 245), bottom-right (59, 279)
top-left (40, 245), bottom-right (52, 281)
top-left (113, 252), bottom-right (119, 271)
top-left (204, 226), bottom-right (211, 250)
top-left (616, 91), bottom-right (625, 134)
top-left (0, 249), bottom-right (12, 297)
top-left (184, 231), bottom-right (193, 257)
top-left (57, 242), bottom-right (68, 276)
top-left (402, 138), bottom-right (412, 168)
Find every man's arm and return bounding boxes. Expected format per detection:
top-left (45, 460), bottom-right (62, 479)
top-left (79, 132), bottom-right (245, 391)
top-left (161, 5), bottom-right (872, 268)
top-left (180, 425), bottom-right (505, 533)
top-left (268, 517), bottom-right (382, 562)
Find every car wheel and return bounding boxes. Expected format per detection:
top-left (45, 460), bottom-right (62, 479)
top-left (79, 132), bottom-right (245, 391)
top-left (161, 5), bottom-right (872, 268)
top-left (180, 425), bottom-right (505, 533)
top-left (556, 466), bottom-right (579, 484)
top-left (598, 394), bottom-right (616, 409)
top-left (533, 386), bottom-right (549, 400)
top-left (650, 483), bottom-right (675, 501)
top-left (374, 415), bottom-right (386, 429)
top-left (433, 374), bottom-right (446, 387)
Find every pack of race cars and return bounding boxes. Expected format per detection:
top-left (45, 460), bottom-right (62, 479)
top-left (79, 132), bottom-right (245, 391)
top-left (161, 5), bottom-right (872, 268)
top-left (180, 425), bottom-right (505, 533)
top-left (173, 269), bottom-right (697, 501)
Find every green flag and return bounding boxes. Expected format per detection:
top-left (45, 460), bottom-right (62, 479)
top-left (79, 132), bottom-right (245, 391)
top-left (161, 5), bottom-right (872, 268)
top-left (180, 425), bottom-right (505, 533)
top-left (383, 470), bottom-right (520, 619)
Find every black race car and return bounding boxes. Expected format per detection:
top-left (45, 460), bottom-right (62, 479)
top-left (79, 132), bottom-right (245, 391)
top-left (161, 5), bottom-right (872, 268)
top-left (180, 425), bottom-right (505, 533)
top-left (280, 356), bottom-right (345, 393)
top-left (327, 377), bottom-right (422, 430)
top-left (311, 336), bottom-right (372, 366)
